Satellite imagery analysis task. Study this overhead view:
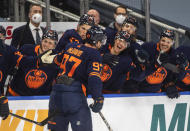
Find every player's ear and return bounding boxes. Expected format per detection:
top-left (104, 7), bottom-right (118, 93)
top-left (77, 25), bottom-right (80, 32)
top-left (96, 41), bottom-right (101, 49)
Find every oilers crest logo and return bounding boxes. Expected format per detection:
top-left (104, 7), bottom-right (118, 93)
top-left (182, 68), bottom-right (190, 85)
top-left (101, 64), bottom-right (112, 82)
top-left (69, 37), bottom-right (80, 44)
top-left (146, 67), bottom-right (167, 84)
top-left (0, 70), bottom-right (2, 82)
top-left (25, 69), bottom-right (47, 89)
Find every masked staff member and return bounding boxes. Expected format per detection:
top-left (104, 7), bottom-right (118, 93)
top-left (11, 3), bottom-right (46, 49)
top-left (7, 30), bottom-right (59, 96)
top-left (105, 5), bottom-right (128, 46)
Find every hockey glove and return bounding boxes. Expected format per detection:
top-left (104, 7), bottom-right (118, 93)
top-left (40, 50), bottom-right (56, 64)
top-left (158, 53), bottom-right (170, 65)
top-left (135, 49), bottom-right (150, 65)
top-left (0, 96), bottom-right (9, 120)
top-left (102, 53), bottom-right (119, 67)
top-left (90, 97), bottom-right (104, 113)
top-left (165, 83), bottom-right (180, 99)
top-left (176, 52), bottom-right (189, 71)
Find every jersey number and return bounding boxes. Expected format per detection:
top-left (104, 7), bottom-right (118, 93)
top-left (59, 54), bottom-right (81, 77)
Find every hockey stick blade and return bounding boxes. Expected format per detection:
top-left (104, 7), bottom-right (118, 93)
top-left (99, 111), bottom-right (113, 131)
top-left (9, 110), bottom-right (57, 126)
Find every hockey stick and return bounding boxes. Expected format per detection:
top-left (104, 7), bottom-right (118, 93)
top-left (157, 51), bottom-right (180, 73)
top-left (162, 63), bottom-right (180, 73)
top-left (9, 110), bottom-right (57, 126)
top-left (99, 111), bottom-right (113, 131)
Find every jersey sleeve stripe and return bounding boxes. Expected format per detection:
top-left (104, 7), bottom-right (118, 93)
top-left (89, 72), bottom-right (101, 78)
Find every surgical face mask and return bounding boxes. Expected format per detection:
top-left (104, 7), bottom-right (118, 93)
top-left (32, 13), bottom-right (42, 24)
top-left (115, 15), bottom-right (126, 25)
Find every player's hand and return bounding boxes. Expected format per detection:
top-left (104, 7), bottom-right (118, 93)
top-left (0, 96), bottom-right (9, 120)
top-left (165, 83), bottom-right (180, 99)
top-left (160, 53), bottom-right (170, 64)
top-left (102, 53), bottom-right (119, 67)
top-left (157, 52), bottom-right (170, 65)
top-left (135, 49), bottom-right (149, 64)
top-left (90, 97), bottom-right (104, 113)
top-left (176, 52), bottom-right (189, 71)
top-left (40, 50), bottom-right (56, 64)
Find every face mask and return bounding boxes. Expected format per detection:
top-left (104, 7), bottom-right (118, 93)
top-left (32, 13), bottom-right (42, 24)
top-left (115, 15), bottom-right (126, 25)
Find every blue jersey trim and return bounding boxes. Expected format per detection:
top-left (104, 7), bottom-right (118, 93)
top-left (8, 91), bottom-right (190, 100)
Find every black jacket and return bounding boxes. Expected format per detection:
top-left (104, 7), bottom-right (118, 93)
top-left (11, 23), bottom-right (46, 49)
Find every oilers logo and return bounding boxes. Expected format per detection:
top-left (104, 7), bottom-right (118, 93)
top-left (146, 67), bottom-right (167, 84)
top-left (69, 37), bottom-right (80, 44)
top-left (25, 69), bottom-right (47, 89)
top-left (101, 64), bottom-right (112, 82)
top-left (182, 68), bottom-right (190, 85)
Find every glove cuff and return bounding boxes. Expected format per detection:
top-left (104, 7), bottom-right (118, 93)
top-left (94, 96), bottom-right (104, 103)
top-left (165, 82), bottom-right (175, 88)
top-left (0, 96), bottom-right (8, 104)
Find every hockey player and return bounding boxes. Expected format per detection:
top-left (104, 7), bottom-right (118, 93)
top-left (7, 30), bottom-right (59, 96)
top-left (101, 31), bottom-right (146, 93)
top-left (40, 26), bottom-right (106, 131)
top-left (54, 14), bottom-right (95, 53)
top-left (173, 45), bottom-right (190, 91)
top-left (101, 17), bottom-right (150, 93)
top-left (0, 26), bottom-right (10, 120)
top-left (120, 16), bottom-right (150, 93)
top-left (0, 25), bottom-right (25, 119)
top-left (139, 30), bottom-right (186, 98)
top-left (121, 16), bottom-right (144, 45)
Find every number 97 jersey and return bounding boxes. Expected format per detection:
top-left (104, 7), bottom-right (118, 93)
top-left (54, 43), bottom-right (103, 98)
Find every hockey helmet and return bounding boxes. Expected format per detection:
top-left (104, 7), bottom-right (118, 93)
top-left (79, 14), bottom-right (95, 26)
top-left (115, 31), bottom-right (132, 47)
top-left (115, 31), bottom-right (132, 43)
top-left (160, 29), bottom-right (175, 41)
top-left (42, 30), bottom-right (58, 43)
top-left (85, 26), bottom-right (107, 46)
top-left (122, 16), bottom-right (138, 28)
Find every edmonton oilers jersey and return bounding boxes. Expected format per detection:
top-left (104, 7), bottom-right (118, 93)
top-left (9, 45), bottom-right (58, 96)
top-left (55, 29), bottom-right (83, 53)
top-left (54, 43), bottom-right (103, 98)
top-left (0, 44), bottom-right (23, 94)
top-left (101, 51), bottom-right (145, 92)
